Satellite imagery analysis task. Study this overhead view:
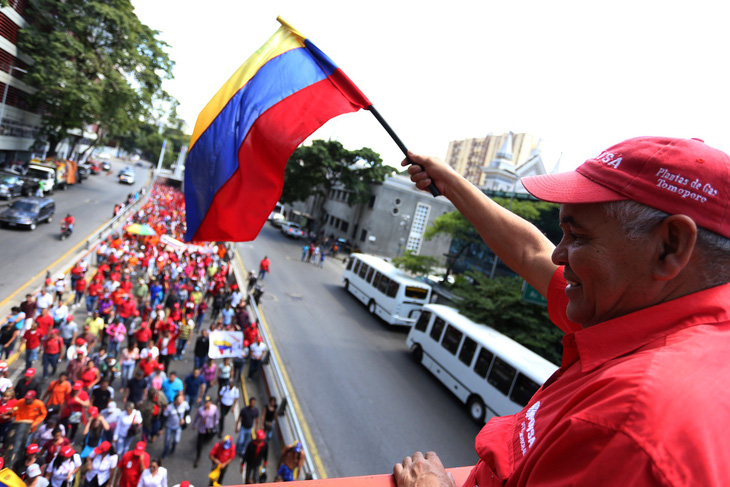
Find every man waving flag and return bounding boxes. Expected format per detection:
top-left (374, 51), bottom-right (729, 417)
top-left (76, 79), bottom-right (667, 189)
top-left (184, 17), bottom-right (372, 242)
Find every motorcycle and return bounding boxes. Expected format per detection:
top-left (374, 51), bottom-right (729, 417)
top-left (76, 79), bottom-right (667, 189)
top-left (60, 221), bottom-right (73, 240)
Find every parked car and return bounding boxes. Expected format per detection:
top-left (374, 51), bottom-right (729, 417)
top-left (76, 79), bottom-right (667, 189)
top-left (0, 173), bottom-right (25, 199)
top-left (0, 197), bottom-right (55, 230)
top-left (101, 161), bottom-right (111, 171)
top-left (280, 221), bottom-right (305, 239)
top-left (269, 212), bottom-right (286, 227)
top-left (118, 167), bottom-right (135, 184)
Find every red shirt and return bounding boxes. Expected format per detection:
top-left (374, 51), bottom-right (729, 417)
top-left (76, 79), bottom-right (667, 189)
top-left (87, 282), bottom-right (103, 297)
top-left (23, 329), bottom-right (40, 350)
top-left (135, 327), bottom-right (152, 344)
top-left (35, 315), bottom-right (53, 337)
top-left (210, 441), bottom-right (236, 464)
top-left (43, 335), bottom-right (62, 355)
top-left (465, 269), bottom-right (730, 487)
top-left (75, 278), bottom-right (87, 293)
top-left (138, 359), bottom-right (158, 377)
top-left (119, 450), bottom-right (149, 487)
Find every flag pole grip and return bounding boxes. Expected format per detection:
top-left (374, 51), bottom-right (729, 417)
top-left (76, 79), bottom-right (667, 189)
top-left (367, 106), bottom-right (441, 197)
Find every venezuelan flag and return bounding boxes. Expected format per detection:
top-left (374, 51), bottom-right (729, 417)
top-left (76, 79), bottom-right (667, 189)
top-left (185, 18), bottom-right (372, 242)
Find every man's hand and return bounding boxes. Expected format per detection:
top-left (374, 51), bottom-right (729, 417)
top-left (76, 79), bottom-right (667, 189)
top-left (393, 451), bottom-right (455, 487)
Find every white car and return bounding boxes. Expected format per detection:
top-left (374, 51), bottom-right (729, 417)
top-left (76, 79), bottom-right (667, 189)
top-left (280, 221), bottom-right (305, 238)
top-left (269, 212), bottom-right (286, 227)
top-left (119, 168), bottom-right (135, 184)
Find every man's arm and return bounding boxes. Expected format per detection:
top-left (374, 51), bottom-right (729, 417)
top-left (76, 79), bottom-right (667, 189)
top-left (405, 152), bottom-right (558, 296)
top-left (394, 451), bottom-right (455, 487)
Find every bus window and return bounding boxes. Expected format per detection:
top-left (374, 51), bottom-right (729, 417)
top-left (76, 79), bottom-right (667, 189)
top-left (488, 357), bottom-right (517, 395)
top-left (415, 311), bottom-right (431, 332)
top-left (353, 260), bottom-right (361, 274)
top-left (430, 317), bottom-right (446, 342)
top-left (346, 258), bottom-right (354, 271)
top-left (387, 281), bottom-right (399, 298)
top-left (359, 263), bottom-right (369, 279)
top-left (474, 348), bottom-right (494, 378)
top-left (458, 337), bottom-right (477, 366)
top-left (372, 272), bottom-right (382, 290)
top-left (377, 276), bottom-right (390, 294)
top-left (405, 286), bottom-right (429, 300)
top-left (366, 267), bottom-right (374, 283)
top-left (510, 373), bottom-right (541, 407)
top-left (441, 325), bottom-right (463, 355)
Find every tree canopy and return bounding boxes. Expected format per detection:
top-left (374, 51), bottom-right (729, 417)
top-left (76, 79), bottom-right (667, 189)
top-left (281, 139), bottom-right (395, 205)
top-left (17, 0), bottom-right (175, 156)
top-left (453, 273), bottom-right (563, 365)
top-left (391, 250), bottom-right (438, 277)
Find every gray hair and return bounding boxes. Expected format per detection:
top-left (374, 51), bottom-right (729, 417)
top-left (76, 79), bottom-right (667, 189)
top-left (603, 200), bottom-right (730, 285)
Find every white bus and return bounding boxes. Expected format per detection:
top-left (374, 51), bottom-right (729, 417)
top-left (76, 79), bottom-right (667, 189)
top-left (406, 304), bottom-right (557, 423)
top-left (343, 253), bottom-right (432, 326)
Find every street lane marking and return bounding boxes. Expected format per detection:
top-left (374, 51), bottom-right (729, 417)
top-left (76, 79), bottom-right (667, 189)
top-left (0, 218), bottom-right (109, 309)
top-left (234, 250), bottom-right (328, 479)
top-left (258, 294), bottom-right (329, 479)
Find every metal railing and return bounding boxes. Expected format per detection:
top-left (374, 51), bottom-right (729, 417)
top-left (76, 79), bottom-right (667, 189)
top-left (232, 262), bottom-right (317, 480)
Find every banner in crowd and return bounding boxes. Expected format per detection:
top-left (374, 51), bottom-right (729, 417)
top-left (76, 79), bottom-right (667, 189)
top-left (208, 330), bottom-right (245, 359)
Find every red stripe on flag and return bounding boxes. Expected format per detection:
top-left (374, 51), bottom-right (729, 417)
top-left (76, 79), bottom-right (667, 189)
top-left (192, 78), bottom-right (361, 241)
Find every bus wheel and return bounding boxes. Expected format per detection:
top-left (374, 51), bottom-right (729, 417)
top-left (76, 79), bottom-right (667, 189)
top-left (368, 301), bottom-right (376, 314)
top-left (467, 396), bottom-right (485, 423)
top-left (411, 345), bottom-right (423, 364)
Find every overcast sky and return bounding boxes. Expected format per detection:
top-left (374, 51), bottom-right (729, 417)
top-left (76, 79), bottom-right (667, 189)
top-left (131, 0), bottom-right (730, 172)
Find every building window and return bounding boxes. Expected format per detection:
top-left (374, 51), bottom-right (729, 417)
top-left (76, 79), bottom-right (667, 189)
top-left (341, 221), bottom-right (349, 232)
top-left (406, 203), bottom-right (431, 254)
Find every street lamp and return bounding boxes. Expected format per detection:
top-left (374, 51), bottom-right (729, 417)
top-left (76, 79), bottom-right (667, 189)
top-left (0, 65), bottom-right (28, 134)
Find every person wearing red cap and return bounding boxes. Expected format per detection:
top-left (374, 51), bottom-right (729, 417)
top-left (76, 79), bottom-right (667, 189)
top-left (14, 390), bottom-right (47, 431)
top-left (14, 367), bottom-right (40, 400)
top-left (241, 429), bottom-right (268, 484)
top-left (12, 443), bottom-right (39, 481)
top-left (115, 441), bottom-right (149, 487)
top-left (396, 138), bottom-right (730, 486)
top-left (60, 380), bottom-right (90, 441)
top-left (135, 322), bottom-right (152, 350)
top-left (84, 440), bottom-right (117, 487)
top-left (45, 445), bottom-right (80, 487)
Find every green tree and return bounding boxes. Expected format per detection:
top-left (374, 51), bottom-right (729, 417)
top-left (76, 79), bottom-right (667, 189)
top-left (281, 139), bottom-right (395, 205)
top-left (17, 0), bottom-right (175, 156)
top-left (423, 211), bottom-right (481, 281)
top-left (392, 251), bottom-right (438, 277)
top-left (453, 272), bottom-right (562, 365)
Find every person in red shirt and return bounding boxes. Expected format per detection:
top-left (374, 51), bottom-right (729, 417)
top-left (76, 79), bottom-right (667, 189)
top-left (22, 321), bottom-right (41, 370)
top-left (86, 280), bottom-right (103, 313)
top-left (137, 352), bottom-right (158, 378)
top-left (42, 329), bottom-right (64, 378)
top-left (73, 276), bottom-right (87, 305)
top-left (79, 361), bottom-right (100, 390)
top-left (135, 322), bottom-right (152, 350)
top-left (60, 380), bottom-right (89, 441)
top-left (394, 138), bottom-right (730, 487)
top-left (208, 435), bottom-right (236, 484)
top-left (34, 307), bottom-right (53, 338)
top-left (117, 441), bottom-right (149, 487)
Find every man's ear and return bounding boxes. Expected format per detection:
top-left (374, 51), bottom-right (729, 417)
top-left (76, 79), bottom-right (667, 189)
top-left (653, 215), bottom-right (697, 281)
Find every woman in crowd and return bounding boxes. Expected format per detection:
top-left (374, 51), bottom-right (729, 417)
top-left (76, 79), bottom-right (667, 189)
top-left (80, 406), bottom-right (109, 460)
top-left (60, 381), bottom-right (89, 442)
top-left (44, 446), bottom-right (80, 487)
top-left (137, 457), bottom-right (167, 487)
top-left (191, 395), bottom-right (219, 469)
top-left (119, 344), bottom-right (139, 389)
top-left (83, 440), bottom-right (117, 487)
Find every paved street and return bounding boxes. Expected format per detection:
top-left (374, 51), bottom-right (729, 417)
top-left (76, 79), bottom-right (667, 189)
top-left (0, 159), bottom-right (149, 303)
top-left (237, 225), bottom-right (482, 479)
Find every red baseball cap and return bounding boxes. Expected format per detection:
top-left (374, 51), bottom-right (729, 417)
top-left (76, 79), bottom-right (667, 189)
top-left (73, 381), bottom-right (84, 390)
top-left (26, 443), bottom-right (39, 455)
top-left (522, 136), bottom-right (730, 238)
top-left (88, 406), bottom-right (99, 418)
top-left (61, 446), bottom-right (75, 458)
top-left (94, 441), bottom-right (111, 455)
top-left (66, 315), bottom-right (74, 322)
top-left (134, 441), bottom-right (146, 453)
top-left (24, 390), bottom-right (36, 400)
top-left (25, 368), bottom-right (35, 377)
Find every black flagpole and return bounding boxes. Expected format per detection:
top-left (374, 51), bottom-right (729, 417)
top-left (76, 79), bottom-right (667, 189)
top-left (367, 106), bottom-right (441, 197)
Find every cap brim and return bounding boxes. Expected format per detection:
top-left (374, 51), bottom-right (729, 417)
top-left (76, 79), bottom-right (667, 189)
top-left (522, 172), bottom-right (628, 204)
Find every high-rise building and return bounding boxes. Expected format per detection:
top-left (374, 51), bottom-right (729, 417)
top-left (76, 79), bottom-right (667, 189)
top-left (444, 132), bottom-right (543, 188)
top-left (0, 0), bottom-right (41, 165)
